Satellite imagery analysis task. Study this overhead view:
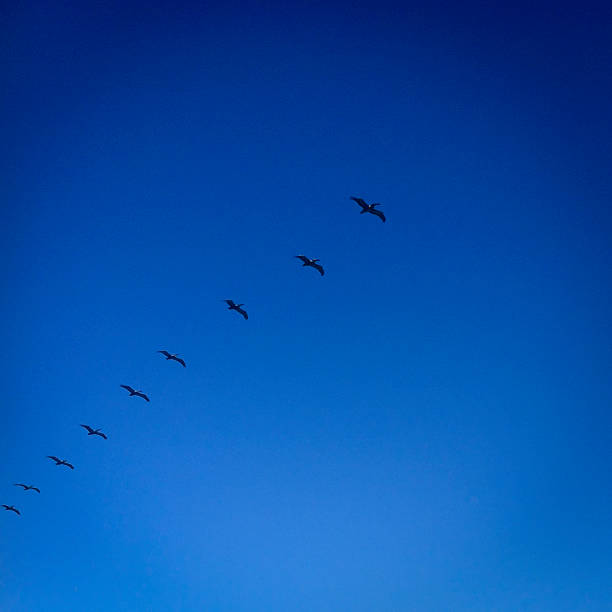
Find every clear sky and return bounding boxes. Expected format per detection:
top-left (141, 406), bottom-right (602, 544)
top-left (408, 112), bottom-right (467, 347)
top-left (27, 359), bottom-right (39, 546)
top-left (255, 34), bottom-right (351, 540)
top-left (2, 2), bottom-right (611, 610)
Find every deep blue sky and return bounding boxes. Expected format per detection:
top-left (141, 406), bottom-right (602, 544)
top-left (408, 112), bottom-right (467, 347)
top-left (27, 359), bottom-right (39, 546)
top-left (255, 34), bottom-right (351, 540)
top-left (2, 2), bottom-right (611, 610)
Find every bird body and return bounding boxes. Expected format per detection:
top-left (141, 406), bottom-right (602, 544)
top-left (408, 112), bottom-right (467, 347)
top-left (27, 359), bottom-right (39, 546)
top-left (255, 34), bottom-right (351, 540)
top-left (295, 255), bottom-right (325, 276)
top-left (120, 385), bottom-right (150, 401)
top-left (158, 350), bottom-right (186, 367)
top-left (2, 505), bottom-right (20, 515)
top-left (80, 424), bottom-right (108, 439)
top-left (350, 196), bottom-right (386, 222)
top-left (47, 456), bottom-right (74, 469)
top-left (225, 299), bottom-right (248, 320)
top-left (14, 483), bottom-right (40, 493)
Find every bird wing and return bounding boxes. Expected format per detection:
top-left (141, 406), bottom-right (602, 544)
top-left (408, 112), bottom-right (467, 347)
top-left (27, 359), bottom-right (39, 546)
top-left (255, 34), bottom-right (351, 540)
top-left (175, 357), bottom-right (186, 367)
top-left (350, 196), bottom-right (368, 209)
top-left (237, 307), bottom-right (248, 320)
top-left (80, 424), bottom-right (94, 433)
top-left (15, 508), bottom-right (21, 515)
top-left (48, 456), bottom-right (60, 462)
top-left (158, 350), bottom-right (171, 357)
top-left (32, 487), bottom-right (41, 493)
top-left (14, 484), bottom-right (27, 489)
top-left (121, 385), bottom-right (135, 393)
top-left (225, 299), bottom-right (236, 307)
top-left (65, 462), bottom-right (74, 469)
top-left (313, 263), bottom-right (325, 276)
top-left (2, 505), bottom-right (8, 510)
top-left (136, 392), bottom-right (150, 402)
top-left (295, 255), bottom-right (309, 263)
top-left (100, 432), bottom-right (108, 439)
top-left (371, 208), bottom-right (386, 222)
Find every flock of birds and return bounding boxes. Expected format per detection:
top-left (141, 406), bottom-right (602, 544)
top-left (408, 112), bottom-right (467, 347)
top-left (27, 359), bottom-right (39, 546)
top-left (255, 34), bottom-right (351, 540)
top-left (3, 196), bottom-right (386, 517)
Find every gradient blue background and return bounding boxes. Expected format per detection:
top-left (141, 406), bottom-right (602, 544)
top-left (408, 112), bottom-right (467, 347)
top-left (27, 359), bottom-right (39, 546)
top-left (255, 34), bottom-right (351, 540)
top-left (2, 2), bottom-right (611, 610)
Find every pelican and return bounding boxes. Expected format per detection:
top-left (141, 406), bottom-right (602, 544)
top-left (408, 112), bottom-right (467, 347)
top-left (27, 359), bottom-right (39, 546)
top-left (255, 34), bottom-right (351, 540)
top-left (120, 385), bottom-right (150, 402)
top-left (14, 484), bottom-right (40, 493)
top-left (224, 299), bottom-right (248, 320)
top-left (158, 350), bottom-right (186, 367)
top-left (2, 505), bottom-right (20, 515)
top-left (80, 424), bottom-right (108, 439)
top-left (47, 456), bottom-right (74, 469)
top-left (295, 255), bottom-right (324, 276)
top-left (350, 197), bottom-right (386, 222)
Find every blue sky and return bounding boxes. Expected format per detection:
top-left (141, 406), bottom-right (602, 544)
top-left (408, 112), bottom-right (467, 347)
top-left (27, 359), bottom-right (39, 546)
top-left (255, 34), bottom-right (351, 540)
top-left (1, 1), bottom-right (611, 610)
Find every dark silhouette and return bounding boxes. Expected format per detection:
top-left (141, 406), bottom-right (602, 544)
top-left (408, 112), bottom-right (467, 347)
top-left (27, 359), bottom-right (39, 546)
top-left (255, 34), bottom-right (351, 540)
top-left (295, 255), bottom-right (325, 276)
top-left (158, 350), bottom-right (186, 367)
top-left (350, 197), bottom-right (386, 222)
top-left (14, 484), bottom-right (40, 493)
top-left (225, 299), bottom-right (248, 320)
top-left (47, 456), bottom-right (74, 469)
top-left (2, 505), bottom-right (20, 515)
top-left (120, 385), bottom-right (150, 402)
top-left (80, 424), bottom-right (108, 439)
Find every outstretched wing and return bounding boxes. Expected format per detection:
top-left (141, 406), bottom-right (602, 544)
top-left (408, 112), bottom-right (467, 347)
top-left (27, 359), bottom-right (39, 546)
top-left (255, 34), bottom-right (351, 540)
top-left (47, 456), bottom-right (60, 463)
top-left (100, 432), bottom-right (108, 440)
top-left (174, 356), bottom-right (186, 367)
top-left (295, 255), bottom-right (309, 264)
top-left (313, 263), bottom-right (325, 276)
top-left (225, 299), bottom-right (236, 307)
top-left (121, 385), bottom-right (135, 394)
top-left (237, 307), bottom-right (248, 320)
top-left (14, 484), bottom-right (27, 489)
top-left (65, 462), bottom-right (75, 470)
top-left (371, 208), bottom-right (386, 222)
top-left (136, 392), bottom-right (150, 402)
top-left (32, 487), bottom-right (41, 493)
top-left (158, 350), bottom-right (171, 358)
top-left (80, 424), bottom-right (94, 434)
top-left (350, 196), bottom-right (368, 209)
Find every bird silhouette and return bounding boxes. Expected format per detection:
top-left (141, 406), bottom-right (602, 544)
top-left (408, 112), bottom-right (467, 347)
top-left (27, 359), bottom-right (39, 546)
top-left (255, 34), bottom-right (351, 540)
top-left (350, 197), bottom-right (386, 222)
top-left (80, 424), bottom-right (108, 439)
top-left (295, 255), bottom-right (325, 276)
top-left (14, 484), bottom-right (40, 493)
top-left (120, 385), bottom-right (150, 401)
top-left (225, 299), bottom-right (248, 320)
top-left (47, 456), bottom-right (74, 469)
top-left (158, 350), bottom-right (186, 367)
top-left (2, 505), bottom-right (20, 515)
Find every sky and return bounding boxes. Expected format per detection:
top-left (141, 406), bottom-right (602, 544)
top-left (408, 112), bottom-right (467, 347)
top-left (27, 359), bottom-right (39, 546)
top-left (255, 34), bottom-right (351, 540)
top-left (1, 1), bottom-right (611, 610)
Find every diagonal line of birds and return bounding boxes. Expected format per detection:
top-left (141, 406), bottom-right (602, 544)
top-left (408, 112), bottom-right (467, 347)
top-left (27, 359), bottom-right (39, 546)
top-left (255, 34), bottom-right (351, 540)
top-left (3, 197), bottom-right (385, 517)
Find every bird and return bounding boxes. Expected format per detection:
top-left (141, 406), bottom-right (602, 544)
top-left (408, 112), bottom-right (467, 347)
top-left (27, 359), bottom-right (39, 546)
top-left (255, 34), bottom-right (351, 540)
top-left (13, 484), bottom-right (40, 493)
top-left (158, 350), bottom-right (186, 367)
top-left (224, 299), bottom-right (248, 320)
top-left (2, 505), bottom-right (20, 515)
top-left (120, 385), bottom-right (150, 401)
top-left (295, 255), bottom-right (325, 276)
top-left (350, 196), bottom-right (386, 222)
top-left (47, 456), bottom-right (74, 469)
top-left (80, 424), bottom-right (108, 439)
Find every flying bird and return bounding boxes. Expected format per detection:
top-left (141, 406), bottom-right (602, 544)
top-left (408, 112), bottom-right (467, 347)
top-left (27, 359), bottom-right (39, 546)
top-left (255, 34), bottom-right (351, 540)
top-left (224, 299), bottom-right (248, 320)
top-left (80, 424), bottom-right (108, 439)
top-left (158, 350), bottom-right (186, 367)
top-left (14, 484), bottom-right (40, 493)
top-left (120, 385), bottom-right (150, 401)
top-left (350, 197), bottom-right (386, 222)
top-left (295, 255), bottom-right (325, 276)
top-left (47, 456), bottom-right (74, 469)
top-left (2, 505), bottom-right (20, 515)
